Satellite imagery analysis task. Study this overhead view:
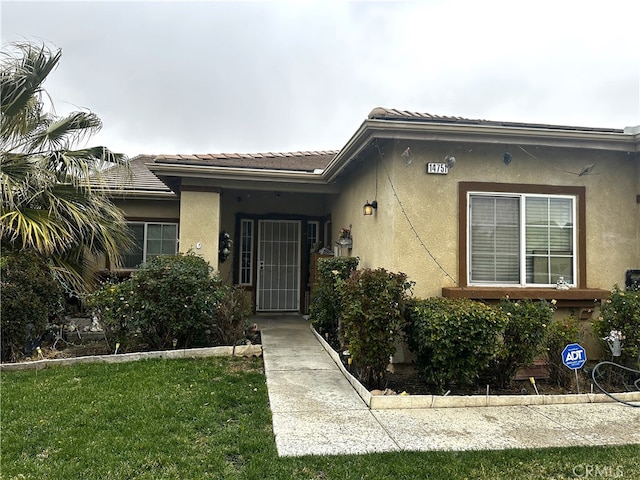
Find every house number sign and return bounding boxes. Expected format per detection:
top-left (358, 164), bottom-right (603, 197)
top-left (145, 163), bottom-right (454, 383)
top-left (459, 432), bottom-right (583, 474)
top-left (427, 163), bottom-right (449, 175)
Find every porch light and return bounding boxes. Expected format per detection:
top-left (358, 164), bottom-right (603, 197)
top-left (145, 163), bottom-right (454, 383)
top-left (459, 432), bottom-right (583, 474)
top-left (363, 200), bottom-right (377, 216)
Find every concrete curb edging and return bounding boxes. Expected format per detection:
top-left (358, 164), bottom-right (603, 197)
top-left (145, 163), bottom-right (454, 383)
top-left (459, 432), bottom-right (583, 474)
top-left (0, 345), bottom-right (263, 372)
top-left (311, 327), bottom-right (374, 405)
top-left (311, 326), bottom-right (640, 409)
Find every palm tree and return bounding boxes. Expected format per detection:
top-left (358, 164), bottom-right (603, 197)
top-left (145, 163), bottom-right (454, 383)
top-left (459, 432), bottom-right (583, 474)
top-left (1, 41), bottom-right (132, 294)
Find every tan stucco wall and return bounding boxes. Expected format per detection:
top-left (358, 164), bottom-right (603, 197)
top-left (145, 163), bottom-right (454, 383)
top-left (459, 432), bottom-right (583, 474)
top-left (179, 190), bottom-right (221, 268)
top-left (331, 140), bottom-right (637, 361)
top-left (331, 140), bottom-right (639, 299)
top-left (112, 198), bottom-right (180, 219)
top-left (329, 156), bottom-right (397, 272)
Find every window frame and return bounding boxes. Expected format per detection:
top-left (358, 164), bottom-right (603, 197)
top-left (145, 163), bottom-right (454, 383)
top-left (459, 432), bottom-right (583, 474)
top-left (459, 182), bottom-right (586, 289)
top-left (122, 221), bottom-right (179, 269)
top-left (239, 219), bottom-right (254, 286)
top-left (467, 191), bottom-right (577, 287)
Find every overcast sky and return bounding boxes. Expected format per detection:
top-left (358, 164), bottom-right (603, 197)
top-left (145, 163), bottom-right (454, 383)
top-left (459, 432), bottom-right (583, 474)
top-left (2, 0), bottom-right (639, 156)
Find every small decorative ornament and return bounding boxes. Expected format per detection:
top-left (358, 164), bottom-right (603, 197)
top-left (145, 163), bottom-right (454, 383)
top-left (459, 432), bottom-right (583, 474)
top-left (603, 330), bottom-right (624, 357)
top-left (337, 226), bottom-right (353, 248)
top-left (555, 276), bottom-right (570, 290)
top-left (218, 231), bottom-right (233, 262)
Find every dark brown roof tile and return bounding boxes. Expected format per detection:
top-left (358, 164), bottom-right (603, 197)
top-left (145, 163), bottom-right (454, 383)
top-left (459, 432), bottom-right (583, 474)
top-left (368, 107), bottom-right (624, 133)
top-left (98, 155), bottom-right (173, 194)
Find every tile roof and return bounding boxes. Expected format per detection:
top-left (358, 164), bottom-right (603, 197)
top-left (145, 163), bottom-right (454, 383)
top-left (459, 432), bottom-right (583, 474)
top-left (368, 107), bottom-right (625, 134)
top-left (99, 155), bottom-right (173, 194)
top-left (154, 150), bottom-right (338, 172)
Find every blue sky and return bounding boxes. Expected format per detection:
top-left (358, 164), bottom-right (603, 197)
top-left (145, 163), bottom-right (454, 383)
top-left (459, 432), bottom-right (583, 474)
top-left (2, 0), bottom-right (639, 156)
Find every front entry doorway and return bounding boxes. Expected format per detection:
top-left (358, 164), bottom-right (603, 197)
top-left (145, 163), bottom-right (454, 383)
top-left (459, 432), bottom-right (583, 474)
top-left (256, 220), bottom-right (301, 311)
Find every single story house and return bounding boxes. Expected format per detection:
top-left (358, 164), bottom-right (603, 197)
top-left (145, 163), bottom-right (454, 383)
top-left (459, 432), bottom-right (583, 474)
top-left (100, 108), bottom-right (640, 348)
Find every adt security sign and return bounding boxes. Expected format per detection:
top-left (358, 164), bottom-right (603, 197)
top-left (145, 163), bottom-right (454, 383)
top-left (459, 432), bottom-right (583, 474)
top-left (562, 343), bottom-right (587, 370)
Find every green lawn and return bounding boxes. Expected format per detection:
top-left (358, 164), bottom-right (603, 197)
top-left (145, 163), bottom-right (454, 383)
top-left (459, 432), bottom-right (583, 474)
top-left (2, 357), bottom-right (638, 479)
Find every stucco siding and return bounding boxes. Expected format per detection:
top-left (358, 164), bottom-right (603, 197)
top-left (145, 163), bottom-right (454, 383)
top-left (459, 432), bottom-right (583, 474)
top-left (179, 190), bottom-right (221, 268)
top-left (113, 198), bottom-right (180, 220)
top-left (329, 154), bottom-right (397, 273)
top-left (331, 139), bottom-right (639, 299)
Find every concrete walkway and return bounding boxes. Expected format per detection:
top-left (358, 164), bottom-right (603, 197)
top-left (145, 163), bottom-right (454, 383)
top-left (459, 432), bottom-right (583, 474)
top-left (260, 315), bottom-right (640, 457)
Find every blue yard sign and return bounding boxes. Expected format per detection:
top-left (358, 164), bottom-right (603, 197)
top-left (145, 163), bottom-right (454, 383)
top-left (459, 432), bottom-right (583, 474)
top-left (562, 343), bottom-right (587, 370)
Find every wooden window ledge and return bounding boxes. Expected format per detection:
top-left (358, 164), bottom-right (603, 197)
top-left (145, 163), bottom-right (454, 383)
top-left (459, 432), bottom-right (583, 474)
top-left (441, 287), bottom-right (610, 308)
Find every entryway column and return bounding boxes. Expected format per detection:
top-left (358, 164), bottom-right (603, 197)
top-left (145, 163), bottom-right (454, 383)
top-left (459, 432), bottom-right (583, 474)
top-left (179, 186), bottom-right (221, 270)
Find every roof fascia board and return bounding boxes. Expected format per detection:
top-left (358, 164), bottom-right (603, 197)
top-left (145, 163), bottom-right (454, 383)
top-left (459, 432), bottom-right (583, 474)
top-left (384, 120), bottom-right (638, 152)
top-left (322, 121), bottom-right (375, 182)
top-left (191, 178), bottom-right (340, 194)
top-left (148, 163), bottom-right (325, 182)
top-left (365, 119), bottom-right (640, 151)
top-left (99, 189), bottom-right (177, 200)
top-left (148, 163), bottom-right (340, 194)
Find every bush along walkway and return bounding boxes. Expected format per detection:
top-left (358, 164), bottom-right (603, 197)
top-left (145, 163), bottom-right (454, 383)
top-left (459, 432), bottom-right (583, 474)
top-left (260, 315), bottom-right (640, 456)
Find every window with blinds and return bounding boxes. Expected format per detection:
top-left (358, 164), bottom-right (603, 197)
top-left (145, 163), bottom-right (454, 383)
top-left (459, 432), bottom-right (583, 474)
top-left (469, 193), bottom-right (575, 286)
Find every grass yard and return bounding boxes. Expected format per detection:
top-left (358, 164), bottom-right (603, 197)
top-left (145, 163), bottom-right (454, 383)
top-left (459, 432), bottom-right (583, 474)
top-left (1, 357), bottom-right (638, 480)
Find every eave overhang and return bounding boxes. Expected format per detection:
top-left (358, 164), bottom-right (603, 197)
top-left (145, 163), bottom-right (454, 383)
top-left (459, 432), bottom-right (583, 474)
top-left (323, 119), bottom-right (640, 183)
top-left (147, 163), bottom-right (341, 194)
top-left (146, 118), bottom-right (639, 189)
top-left (107, 190), bottom-right (177, 201)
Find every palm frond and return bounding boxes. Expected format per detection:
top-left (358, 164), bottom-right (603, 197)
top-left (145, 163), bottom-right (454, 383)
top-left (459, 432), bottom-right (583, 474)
top-left (48, 252), bottom-right (94, 295)
top-left (29, 111), bottom-right (103, 152)
top-left (1, 41), bottom-right (131, 294)
top-left (1, 153), bottom-right (36, 207)
top-left (0, 207), bottom-right (74, 255)
top-left (1, 42), bottom-right (61, 133)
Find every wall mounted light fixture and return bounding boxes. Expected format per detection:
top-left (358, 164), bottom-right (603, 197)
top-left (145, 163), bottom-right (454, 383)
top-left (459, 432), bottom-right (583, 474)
top-left (363, 200), bottom-right (378, 216)
top-left (364, 148), bottom-right (380, 216)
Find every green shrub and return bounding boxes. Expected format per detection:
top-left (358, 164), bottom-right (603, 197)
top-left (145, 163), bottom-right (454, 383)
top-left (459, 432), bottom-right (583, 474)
top-left (86, 277), bottom-right (138, 352)
top-left (131, 254), bottom-right (223, 349)
top-left (544, 316), bottom-right (580, 387)
top-left (309, 256), bottom-right (359, 340)
top-left (1, 251), bottom-right (64, 362)
top-left (593, 286), bottom-right (640, 366)
top-left (404, 297), bottom-right (508, 392)
top-left (210, 285), bottom-right (254, 347)
top-left (485, 298), bottom-right (553, 387)
top-left (339, 268), bottom-right (412, 389)
top-left (89, 253), bottom-right (223, 351)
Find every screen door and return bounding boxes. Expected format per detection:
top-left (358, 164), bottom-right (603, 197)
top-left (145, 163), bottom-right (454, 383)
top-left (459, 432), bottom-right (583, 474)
top-left (256, 220), bottom-right (301, 311)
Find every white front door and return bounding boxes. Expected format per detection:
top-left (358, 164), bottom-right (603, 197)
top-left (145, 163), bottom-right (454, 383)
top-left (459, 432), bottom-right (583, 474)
top-left (256, 220), bottom-right (301, 311)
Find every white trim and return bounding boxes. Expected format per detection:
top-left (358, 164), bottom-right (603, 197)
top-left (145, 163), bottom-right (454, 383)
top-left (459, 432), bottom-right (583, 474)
top-left (239, 219), bottom-right (254, 286)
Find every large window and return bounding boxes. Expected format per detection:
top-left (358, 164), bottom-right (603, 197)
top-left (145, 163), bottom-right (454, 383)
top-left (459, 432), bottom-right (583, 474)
top-left (122, 222), bottom-right (179, 268)
top-left (468, 190), bottom-right (577, 287)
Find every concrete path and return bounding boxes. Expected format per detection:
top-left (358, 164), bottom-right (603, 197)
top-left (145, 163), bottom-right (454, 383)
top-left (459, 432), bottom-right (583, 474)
top-left (259, 315), bottom-right (640, 457)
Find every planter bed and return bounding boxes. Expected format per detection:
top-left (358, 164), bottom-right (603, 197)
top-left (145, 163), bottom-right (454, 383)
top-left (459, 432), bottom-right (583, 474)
top-left (311, 326), bottom-right (640, 409)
